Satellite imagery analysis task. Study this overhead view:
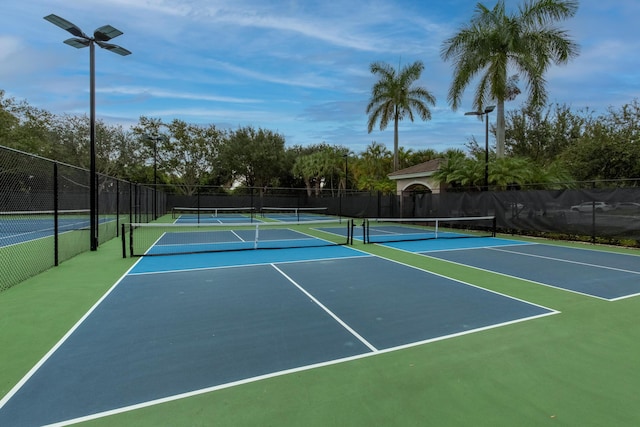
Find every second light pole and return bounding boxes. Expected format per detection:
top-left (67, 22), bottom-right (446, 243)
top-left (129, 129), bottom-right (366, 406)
top-left (465, 105), bottom-right (495, 191)
top-left (144, 134), bottom-right (166, 220)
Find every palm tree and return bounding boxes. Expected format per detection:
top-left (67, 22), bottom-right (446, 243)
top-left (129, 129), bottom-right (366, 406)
top-left (366, 60), bottom-right (436, 171)
top-left (489, 157), bottom-right (535, 189)
top-left (293, 153), bottom-right (325, 196)
top-left (431, 149), bottom-right (468, 189)
top-left (441, 0), bottom-right (579, 158)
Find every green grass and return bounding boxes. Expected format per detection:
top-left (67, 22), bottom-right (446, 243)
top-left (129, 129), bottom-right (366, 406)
top-left (1, 220), bottom-right (640, 426)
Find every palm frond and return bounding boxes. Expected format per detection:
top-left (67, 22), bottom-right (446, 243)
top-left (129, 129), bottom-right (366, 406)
top-left (441, 0), bottom-right (579, 154)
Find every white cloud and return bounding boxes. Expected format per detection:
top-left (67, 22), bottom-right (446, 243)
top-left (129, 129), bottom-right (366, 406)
top-left (97, 86), bottom-right (263, 104)
top-left (2, 0), bottom-right (639, 153)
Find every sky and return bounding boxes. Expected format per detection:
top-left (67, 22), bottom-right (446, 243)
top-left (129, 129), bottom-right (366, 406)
top-left (1, 0), bottom-right (640, 156)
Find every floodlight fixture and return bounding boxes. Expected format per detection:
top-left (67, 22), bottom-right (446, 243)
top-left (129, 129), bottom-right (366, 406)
top-left (44, 13), bottom-right (131, 250)
top-left (94, 25), bottom-right (123, 41)
top-left (63, 38), bottom-right (91, 49)
top-left (44, 14), bottom-right (88, 38)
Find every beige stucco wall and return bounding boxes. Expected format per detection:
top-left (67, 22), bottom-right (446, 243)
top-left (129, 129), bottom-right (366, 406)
top-left (393, 176), bottom-right (441, 194)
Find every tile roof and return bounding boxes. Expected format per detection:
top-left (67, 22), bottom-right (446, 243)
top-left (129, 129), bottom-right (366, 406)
top-left (388, 158), bottom-right (443, 177)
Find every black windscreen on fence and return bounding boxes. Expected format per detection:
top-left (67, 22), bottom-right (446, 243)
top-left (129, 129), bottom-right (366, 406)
top-left (400, 188), bottom-right (640, 243)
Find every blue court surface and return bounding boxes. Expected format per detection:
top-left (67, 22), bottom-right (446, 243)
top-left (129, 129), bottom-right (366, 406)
top-left (0, 245), bottom-right (556, 426)
top-left (0, 217), bottom-right (114, 247)
top-left (380, 238), bottom-right (640, 301)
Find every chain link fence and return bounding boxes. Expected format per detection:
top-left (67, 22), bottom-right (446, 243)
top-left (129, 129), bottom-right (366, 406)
top-left (163, 184), bottom-right (400, 220)
top-left (0, 146), bottom-right (163, 292)
top-left (4, 144), bottom-right (639, 291)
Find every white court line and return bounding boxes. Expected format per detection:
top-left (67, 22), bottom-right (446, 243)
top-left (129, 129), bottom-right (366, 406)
top-left (488, 246), bottom-right (640, 275)
top-left (127, 253), bottom-right (373, 276)
top-left (411, 247), bottom-right (613, 301)
top-left (408, 241), bottom-right (535, 254)
top-left (39, 308), bottom-right (556, 426)
top-left (4, 245), bottom-right (559, 426)
top-left (363, 250), bottom-right (560, 313)
top-left (4, 250), bottom-right (557, 426)
top-left (0, 260), bottom-right (143, 417)
top-left (230, 230), bottom-right (245, 241)
top-left (270, 263), bottom-right (378, 352)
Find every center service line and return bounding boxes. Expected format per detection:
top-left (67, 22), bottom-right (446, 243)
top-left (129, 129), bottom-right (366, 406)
top-left (270, 263), bottom-right (379, 353)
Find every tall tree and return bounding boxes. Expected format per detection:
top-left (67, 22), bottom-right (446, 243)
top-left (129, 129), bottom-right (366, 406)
top-left (223, 126), bottom-right (287, 194)
top-left (163, 119), bottom-right (224, 195)
top-left (560, 101), bottom-right (640, 180)
top-left (366, 60), bottom-right (436, 171)
top-left (0, 90), bottom-right (56, 159)
top-left (408, 148), bottom-right (440, 166)
top-left (293, 151), bottom-right (329, 196)
top-left (504, 103), bottom-right (586, 164)
top-left (432, 149), bottom-right (476, 190)
top-left (441, 0), bottom-right (579, 157)
top-left (354, 141), bottom-right (395, 192)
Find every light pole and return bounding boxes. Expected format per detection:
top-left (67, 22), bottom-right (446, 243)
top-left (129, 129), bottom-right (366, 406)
top-left (343, 154), bottom-right (349, 192)
top-left (465, 105), bottom-right (495, 191)
top-left (44, 14), bottom-right (131, 250)
top-left (340, 153), bottom-right (349, 219)
top-left (144, 134), bottom-right (166, 220)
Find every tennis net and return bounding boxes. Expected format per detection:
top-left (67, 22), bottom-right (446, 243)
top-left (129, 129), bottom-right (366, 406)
top-left (124, 218), bottom-right (353, 257)
top-left (260, 206), bottom-right (329, 221)
top-left (363, 216), bottom-right (496, 244)
top-left (171, 206), bottom-right (256, 221)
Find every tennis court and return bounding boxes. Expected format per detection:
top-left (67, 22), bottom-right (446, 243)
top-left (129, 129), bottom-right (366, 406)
top-left (0, 210), bottom-right (115, 247)
top-left (365, 218), bottom-right (640, 301)
top-left (0, 220), bottom-right (556, 426)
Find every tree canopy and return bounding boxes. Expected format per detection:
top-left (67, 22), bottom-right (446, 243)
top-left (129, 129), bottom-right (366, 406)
top-left (441, 0), bottom-right (579, 157)
top-left (3, 87), bottom-right (640, 195)
top-left (366, 60), bottom-right (436, 172)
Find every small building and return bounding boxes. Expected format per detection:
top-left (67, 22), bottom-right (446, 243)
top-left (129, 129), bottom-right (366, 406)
top-left (388, 159), bottom-right (444, 195)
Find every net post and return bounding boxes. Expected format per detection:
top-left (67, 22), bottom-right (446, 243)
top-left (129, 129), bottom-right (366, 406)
top-left (129, 181), bottom-right (133, 224)
top-left (363, 219), bottom-right (368, 244)
top-left (128, 224), bottom-right (134, 257)
top-left (492, 216), bottom-right (497, 237)
top-left (121, 223), bottom-right (126, 258)
top-left (116, 180), bottom-right (120, 237)
top-left (250, 186), bottom-right (254, 222)
top-left (434, 219), bottom-right (439, 239)
top-left (197, 189), bottom-right (201, 223)
top-left (367, 219), bottom-right (370, 243)
top-left (53, 162), bottom-right (59, 266)
top-left (254, 223), bottom-right (259, 249)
